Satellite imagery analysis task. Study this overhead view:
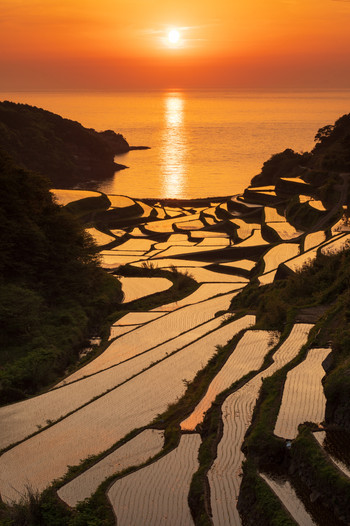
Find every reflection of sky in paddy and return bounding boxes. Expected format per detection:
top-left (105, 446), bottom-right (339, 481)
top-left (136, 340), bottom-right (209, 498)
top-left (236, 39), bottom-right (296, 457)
top-left (161, 92), bottom-right (187, 198)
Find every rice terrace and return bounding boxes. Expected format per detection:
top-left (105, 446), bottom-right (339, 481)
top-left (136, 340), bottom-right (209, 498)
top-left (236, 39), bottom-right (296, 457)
top-left (2, 104), bottom-right (350, 526)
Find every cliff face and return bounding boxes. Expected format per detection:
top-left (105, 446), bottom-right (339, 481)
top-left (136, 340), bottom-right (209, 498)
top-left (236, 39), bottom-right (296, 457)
top-left (0, 101), bottom-right (130, 187)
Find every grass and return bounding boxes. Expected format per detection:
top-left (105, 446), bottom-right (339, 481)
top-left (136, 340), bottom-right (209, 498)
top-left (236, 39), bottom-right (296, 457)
top-left (289, 426), bottom-right (350, 525)
top-left (238, 460), bottom-right (297, 526)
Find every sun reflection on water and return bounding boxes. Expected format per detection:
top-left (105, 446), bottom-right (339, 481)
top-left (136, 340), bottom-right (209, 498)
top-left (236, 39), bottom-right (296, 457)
top-left (161, 92), bottom-right (187, 197)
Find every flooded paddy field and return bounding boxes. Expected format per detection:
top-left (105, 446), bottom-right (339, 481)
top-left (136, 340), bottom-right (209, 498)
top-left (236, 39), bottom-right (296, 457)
top-left (2, 179), bottom-right (348, 525)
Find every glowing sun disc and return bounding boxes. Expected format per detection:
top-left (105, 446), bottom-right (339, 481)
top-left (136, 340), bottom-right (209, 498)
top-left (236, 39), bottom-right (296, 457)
top-left (168, 29), bottom-right (180, 44)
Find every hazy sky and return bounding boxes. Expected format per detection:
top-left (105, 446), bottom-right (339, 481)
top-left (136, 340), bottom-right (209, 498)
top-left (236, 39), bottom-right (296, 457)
top-left (1, 0), bottom-right (350, 89)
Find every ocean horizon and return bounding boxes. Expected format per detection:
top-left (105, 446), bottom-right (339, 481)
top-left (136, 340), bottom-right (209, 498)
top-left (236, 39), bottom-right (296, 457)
top-left (1, 89), bottom-right (350, 199)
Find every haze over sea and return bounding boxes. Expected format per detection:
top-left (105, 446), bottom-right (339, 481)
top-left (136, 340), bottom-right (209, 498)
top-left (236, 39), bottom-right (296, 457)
top-left (2, 90), bottom-right (350, 199)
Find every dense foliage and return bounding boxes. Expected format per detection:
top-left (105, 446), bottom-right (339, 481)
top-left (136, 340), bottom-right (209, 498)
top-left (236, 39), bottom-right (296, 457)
top-left (251, 112), bottom-right (350, 187)
top-left (313, 113), bottom-right (350, 171)
top-left (250, 149), bottom-right (308, 187)
top-left (0, 101), bottom-right (129, 187)
top-left (0, 152), bottom-right (122, 403)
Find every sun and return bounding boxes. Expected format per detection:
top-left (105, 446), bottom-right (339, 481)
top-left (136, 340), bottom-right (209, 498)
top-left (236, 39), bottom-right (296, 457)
top-left (168, 29), bottom-right (180, 45)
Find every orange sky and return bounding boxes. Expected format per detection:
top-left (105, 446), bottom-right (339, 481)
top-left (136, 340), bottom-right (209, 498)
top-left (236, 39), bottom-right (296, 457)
top-left (1, 0), bottom-right (350, 89)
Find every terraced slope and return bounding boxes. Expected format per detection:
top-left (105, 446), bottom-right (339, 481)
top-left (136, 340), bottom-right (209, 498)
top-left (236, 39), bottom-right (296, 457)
top-left (2, 160), bottom-right (350, 525)
top-left (208, 324), bottom-right (313, 526)
top-left (58, 429), bottom-right (164, 507)
top-left (0, 316), bottom-right (254, 502)
top-left (274, 348), bottom-right (331, 439)
top-left (108, 435), bottom-right (201, 526)
top-left (181, 330), bottom-right (278, 431)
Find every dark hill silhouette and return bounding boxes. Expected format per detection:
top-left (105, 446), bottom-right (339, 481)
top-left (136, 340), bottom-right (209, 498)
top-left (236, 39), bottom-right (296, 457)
top-left (0, 101), bottom-right (132, 187)
top-left (251, 112), bottom-right (350, 187)
top-left (0, 150), bottom-right (122, 402)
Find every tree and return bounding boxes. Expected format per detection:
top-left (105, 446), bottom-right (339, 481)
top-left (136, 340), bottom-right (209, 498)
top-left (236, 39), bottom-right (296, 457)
top-left (314, 125), bottom-right (334, 145)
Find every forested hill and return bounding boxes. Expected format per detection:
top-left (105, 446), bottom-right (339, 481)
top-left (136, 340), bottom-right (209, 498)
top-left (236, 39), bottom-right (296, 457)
top-left (251, 112), bottom-right (350, 187)
top-left (0, 101), bottom-right (130, 187)
top-left (0, 151), bottom-right (122, 403)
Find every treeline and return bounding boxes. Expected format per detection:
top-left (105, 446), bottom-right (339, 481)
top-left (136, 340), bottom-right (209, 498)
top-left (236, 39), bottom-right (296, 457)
top-left (251, 112), bottom-right (350, 187)
top-left (0, 101), bottom-right (130, 187)
top-left (0, 152), bottom-right (122, 403)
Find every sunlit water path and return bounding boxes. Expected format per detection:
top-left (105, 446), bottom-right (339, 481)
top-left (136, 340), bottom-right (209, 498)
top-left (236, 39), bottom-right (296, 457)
top-left (1, 90), bottom-right (350, 198)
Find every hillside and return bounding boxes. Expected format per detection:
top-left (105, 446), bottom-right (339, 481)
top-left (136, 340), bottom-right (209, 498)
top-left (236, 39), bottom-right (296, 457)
top-left (251, 112), bottom-right (350, 188)
top-left (0, 151), bottom-right (123, 403)
top-left (0, 101), bottom-right (131, 187)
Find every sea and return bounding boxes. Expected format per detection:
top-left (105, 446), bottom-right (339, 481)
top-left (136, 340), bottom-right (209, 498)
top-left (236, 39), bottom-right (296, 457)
top-left (1, 89), bottom-right (350, 199)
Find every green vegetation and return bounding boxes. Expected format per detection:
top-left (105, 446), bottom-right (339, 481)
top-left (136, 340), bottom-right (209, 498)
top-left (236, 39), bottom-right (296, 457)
top-left (230, 245), bottom-right (350, 330)
top-left (0, 101), bottom-right (130, 187)
top-left (238, 460), bottom-right (297, 526)
top-left (290, 426), bottom-right (350, 524)
top-left (234, 244), bottom-right (350, 523)
top-left (0, 152), bottom-right (123, 403)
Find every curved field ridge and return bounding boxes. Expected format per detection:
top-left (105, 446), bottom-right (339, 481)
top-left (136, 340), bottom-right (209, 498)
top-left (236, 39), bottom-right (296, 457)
top-left (197, 238), bottom-right (230, 247)
top-left (313, 432), bottom-right (350, 479)
top-left (119, 277), bottom-right (171, 303)
top-left (208, 324), bottom-right (313, 526)
top-left (58, 429), bottom-right (164, 507)
top-left (274, 348), bottom-right (331, 439)
top-left (238, 230), bottom-right (268, 247)
top-left (180, 330), bottom-right (279, 431)
top-left (51, 189), bottom-right (101, 206)
top-left (151, 284), bottom-right (242, 312)
top-left (258, 270), bottom-right (277, 286)
top-left (113, 238), bottom-right (155, 251)
top-left (0, 316), bottom-right (254, 503)
top-left (262, 244), bottom-right (299, 274)
top-left (320, 233), bottom-right (350, 255)
top-left (267, 222), bottom-right (303, 241)
top-left (85, 228), bottom-right (116, 246)
top-left (162, 267), bottom-right (249, 284)
top-left (107, 195), bottom-right (135, 208)
top-left (108, 434), bottom-right (201, 526)
top-left (285, 249), bottom-right (318, 273)
top-left (132, 258), bottom-right (207, 269)
top-left (303, 231), bottom-right (326, 252)
top-left (109, 325), bottom-right (138, 339)
top-left (260, 473), bottom-right (317, 526)
top-left (100, 253), bottom-right (146, 268)
top-left (219, 260), bottom-right (256, 271)
top-left (230, 219), bottom-right (261, 240)
top-left (116, 311), bottom-right (166, 325)
top-left (56, 293), bottom-right (238, 384)
top-left (192, 231), bottom-right (229, 240)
